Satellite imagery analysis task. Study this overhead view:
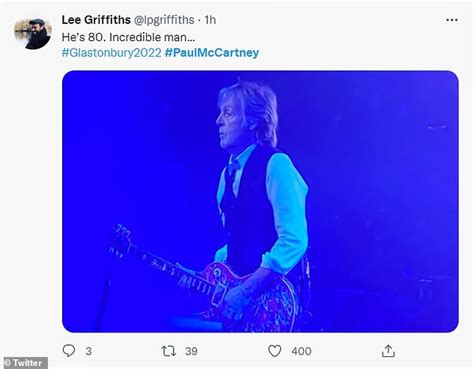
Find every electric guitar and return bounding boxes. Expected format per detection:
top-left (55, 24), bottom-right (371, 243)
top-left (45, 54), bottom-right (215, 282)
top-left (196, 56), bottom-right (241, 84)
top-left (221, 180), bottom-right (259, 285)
top-left (110, 224), bottom-right (298, 332)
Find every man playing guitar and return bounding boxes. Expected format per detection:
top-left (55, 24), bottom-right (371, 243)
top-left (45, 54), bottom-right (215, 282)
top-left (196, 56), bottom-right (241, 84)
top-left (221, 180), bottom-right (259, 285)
top-left (181, 80), bottom-right (309, 328)
top-left (110, 81), bottom-right (309, 332)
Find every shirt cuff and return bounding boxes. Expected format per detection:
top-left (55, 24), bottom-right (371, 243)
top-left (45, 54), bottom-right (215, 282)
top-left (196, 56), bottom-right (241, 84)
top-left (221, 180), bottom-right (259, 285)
top-left (214, 244), bottom-right (228, 263)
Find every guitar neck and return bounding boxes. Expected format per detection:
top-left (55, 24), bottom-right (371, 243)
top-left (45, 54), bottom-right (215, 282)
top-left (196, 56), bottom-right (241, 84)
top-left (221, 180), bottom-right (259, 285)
top-left (125, 243), bottom-right (216, 296)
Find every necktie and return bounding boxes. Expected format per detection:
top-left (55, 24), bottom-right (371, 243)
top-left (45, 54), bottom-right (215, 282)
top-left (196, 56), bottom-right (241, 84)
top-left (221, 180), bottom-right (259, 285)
top-left (220, 159), bottom-right (240, 225)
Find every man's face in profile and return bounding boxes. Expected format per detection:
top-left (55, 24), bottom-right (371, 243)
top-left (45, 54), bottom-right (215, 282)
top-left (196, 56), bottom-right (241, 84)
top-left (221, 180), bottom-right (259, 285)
top-left (216, 95), bottom-right (252, 154)
top-left (30, 23), bottom-right (43, 34)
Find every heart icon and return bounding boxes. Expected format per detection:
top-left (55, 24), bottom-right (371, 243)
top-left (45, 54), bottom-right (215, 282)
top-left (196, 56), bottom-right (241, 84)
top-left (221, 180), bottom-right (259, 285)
top-left (268, 344), bottom-right (282, 357)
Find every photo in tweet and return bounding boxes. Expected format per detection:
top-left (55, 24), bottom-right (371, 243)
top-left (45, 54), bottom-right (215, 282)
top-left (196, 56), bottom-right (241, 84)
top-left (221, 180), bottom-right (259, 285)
top-left (62, 70), bottom-right (458, 333)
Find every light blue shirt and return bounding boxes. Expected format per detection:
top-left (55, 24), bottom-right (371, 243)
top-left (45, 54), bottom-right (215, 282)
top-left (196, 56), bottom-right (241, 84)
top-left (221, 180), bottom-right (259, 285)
top-left (214, 144), bottom-right (309, 275)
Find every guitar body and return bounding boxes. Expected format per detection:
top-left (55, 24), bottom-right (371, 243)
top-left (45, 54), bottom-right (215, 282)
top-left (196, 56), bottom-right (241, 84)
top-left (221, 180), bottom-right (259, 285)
top-left (200, 262), bottom-right (298, 332)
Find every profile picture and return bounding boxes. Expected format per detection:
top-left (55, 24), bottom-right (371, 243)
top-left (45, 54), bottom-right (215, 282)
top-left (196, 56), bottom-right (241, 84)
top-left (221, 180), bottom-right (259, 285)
top-left (14, 18), bottom-right (51, 50)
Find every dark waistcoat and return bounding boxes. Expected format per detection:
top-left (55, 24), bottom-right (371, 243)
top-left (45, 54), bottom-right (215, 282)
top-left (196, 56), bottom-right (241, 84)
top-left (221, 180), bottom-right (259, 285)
top-left (225, 146), bottom-right (280, 276)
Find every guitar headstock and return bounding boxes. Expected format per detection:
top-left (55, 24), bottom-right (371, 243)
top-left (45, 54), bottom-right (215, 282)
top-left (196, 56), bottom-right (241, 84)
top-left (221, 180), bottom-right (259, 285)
top-left (109, 223), bottom-right (132, 258)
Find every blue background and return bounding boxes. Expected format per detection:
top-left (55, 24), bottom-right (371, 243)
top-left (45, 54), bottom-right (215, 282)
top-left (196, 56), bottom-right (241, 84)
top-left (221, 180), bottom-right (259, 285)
top-left (63, 71), bottom-right (458, 332)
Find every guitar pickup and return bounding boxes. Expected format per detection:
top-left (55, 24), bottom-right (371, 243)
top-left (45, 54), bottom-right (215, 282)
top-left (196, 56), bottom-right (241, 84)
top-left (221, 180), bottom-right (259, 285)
top-left (210, 283), bottom-right (227, 307)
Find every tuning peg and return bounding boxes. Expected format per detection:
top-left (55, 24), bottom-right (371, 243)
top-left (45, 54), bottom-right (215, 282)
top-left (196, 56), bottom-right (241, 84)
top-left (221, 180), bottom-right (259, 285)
top-left (119, 226), bottom-right (131, 239)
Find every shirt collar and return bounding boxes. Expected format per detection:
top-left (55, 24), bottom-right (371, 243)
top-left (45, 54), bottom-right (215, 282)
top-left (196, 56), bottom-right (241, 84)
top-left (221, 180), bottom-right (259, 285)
top-left (229, 143), bottom-right (257, 169)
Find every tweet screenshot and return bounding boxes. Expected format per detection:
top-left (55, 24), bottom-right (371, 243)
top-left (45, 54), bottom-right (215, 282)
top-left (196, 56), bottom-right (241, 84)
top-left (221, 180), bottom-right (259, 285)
top-left (0, 1), bottom-right (472, 368)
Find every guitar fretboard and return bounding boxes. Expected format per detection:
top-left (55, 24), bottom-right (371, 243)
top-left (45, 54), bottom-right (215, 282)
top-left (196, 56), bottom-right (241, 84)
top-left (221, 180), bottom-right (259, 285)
top-left (125, 243), bottom-right (216, 296)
